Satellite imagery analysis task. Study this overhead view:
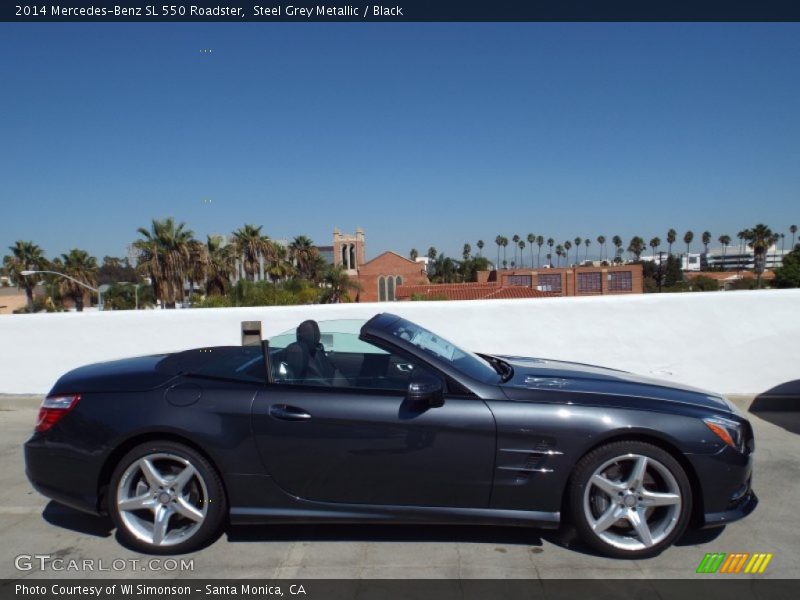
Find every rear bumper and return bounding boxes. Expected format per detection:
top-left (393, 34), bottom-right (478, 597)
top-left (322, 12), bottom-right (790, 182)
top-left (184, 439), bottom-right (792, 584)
top-left (24, 437), bottom-right (102, 515)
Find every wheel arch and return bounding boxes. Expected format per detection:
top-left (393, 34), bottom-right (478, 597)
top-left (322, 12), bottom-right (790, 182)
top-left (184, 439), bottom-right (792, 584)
top-left (96, 431), bottom-right (229, 515)
top-left (561, 430), bottom-right (705, 528)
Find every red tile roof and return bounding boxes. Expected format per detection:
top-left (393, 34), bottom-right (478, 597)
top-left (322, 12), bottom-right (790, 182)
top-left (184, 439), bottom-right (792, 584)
top-left (685, 270), bottom-right (775, 281)
top-left (395, 282), bottom-right (556, 301)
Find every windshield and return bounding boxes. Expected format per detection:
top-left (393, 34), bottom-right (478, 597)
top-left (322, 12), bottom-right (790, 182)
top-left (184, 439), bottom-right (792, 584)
top-left (386, 317), bottom-right (500, 384)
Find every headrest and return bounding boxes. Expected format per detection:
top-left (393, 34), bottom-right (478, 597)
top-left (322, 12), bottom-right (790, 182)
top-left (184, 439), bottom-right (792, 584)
top-left (296, 320), bottom-right (321, 347)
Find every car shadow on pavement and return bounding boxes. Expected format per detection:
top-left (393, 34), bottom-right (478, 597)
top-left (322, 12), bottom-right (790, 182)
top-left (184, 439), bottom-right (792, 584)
top-left (749, 381), bottom-right (800, 435)
top-left (42, 501), bottom-right (113, 538)
top-left (226, 523), bottom-right (544, 548)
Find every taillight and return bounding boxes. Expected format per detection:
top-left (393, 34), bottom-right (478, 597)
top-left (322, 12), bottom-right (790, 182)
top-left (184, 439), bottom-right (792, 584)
top-left (35, 395), bottom-right (80, 433)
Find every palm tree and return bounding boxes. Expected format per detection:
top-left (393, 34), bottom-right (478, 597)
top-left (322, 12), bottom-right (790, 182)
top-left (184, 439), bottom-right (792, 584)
top-left (683, 231), bottom-right (694, 269)
top-left (288, 235), bottom-right (317, 280)
top-left (58, 249), bottom-right (98, 312)
top-left (649, 237), bottom-right (661, 258)
top-left (476, 240), bottom-right (484, 257)
top-left (597, 235), bottom-right (606, 262)
top-left (517, 240), bottom-right (525, 267)
top-left (134, 218), bottom-right (194, 308)
top-left (791, 225), bottom-right (797, 249)
top-left (462, 243), bottom-right (471, 261)
top-left (583, 238), bottom-right (591, 262)
top-left (184, 240), bottom-right (208, 305)
top-left (205, 235), bottom-right (235, 296)
top-left (527, 234), bottom-right (535, 267)
top-left (427, 247), bottom-right (438, 261)
top-left (564, 241), bottom-right (572, 266)
top-left (546, 253), bottom-right (552, 268)
top-left (628, 236), bottom-right (646, 261)
top-left (231, 224), bottom-right (268, 281)
top-left (3, 240), bottom-right (46, 312)
top-left (666, 229), bottom-right (677, 256)
top-left (702, 231), bottom-right (712, 254)
top-left (556, 244), bottom-right (564, 267)
top-left (745, 224), bottom-right (774, 288)
top-left (320, 265), bottom-right (361, 303)
top-left (409, 248), bottom-right (419, 261)
top-left (718, 234), bottom-right (731, 271)
top-left (612, 235), bottom-right (623, 262)
top-left (536, 236), bottom-right (544, 267)
top-left (501, 237), bottom-right (509, 268)
top-left (495, 235), bottom-right (503, 270)
top-left (512, 235), bottom-right (520, 266)
top-left (573, 237), bottom-right (582, 265)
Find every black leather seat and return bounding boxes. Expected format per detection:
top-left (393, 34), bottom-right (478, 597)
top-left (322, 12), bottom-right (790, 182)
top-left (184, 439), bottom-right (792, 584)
top-left (285, 320), bottom-right (337, 385)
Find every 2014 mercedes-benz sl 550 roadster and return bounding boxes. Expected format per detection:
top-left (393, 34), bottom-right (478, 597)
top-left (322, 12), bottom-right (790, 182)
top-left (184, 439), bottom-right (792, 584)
top-left (25, 313), bottom-right (756, 558)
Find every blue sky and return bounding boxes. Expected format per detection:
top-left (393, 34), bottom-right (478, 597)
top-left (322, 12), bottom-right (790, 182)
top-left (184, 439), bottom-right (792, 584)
top-left (1, 23), bottom-right (798, 262)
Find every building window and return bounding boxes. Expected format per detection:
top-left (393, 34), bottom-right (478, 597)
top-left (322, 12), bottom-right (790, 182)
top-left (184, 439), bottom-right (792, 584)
top-left (507, 275), bottom-right (532, 287)
top-left (387, 276), bottom-right (396, 301)
top-left (537, 273), bottom-right (562, 292)
top-left (378, 276), bottom-right (386, 301)
top-left (608, 271), bottom-right (632, 291)
top-left (577, 272), bottom-right (602, 293)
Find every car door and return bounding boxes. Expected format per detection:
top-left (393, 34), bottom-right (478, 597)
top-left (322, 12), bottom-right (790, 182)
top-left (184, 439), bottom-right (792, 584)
top-left (251, 329), bottom-right (496, 508)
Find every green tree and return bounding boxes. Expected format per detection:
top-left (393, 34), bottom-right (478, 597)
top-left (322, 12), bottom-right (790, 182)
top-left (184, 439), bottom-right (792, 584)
top-left (409, 248), bottom-right (419, 261)
top-left (744, 224), bottom-right (774, 288)
top-left (573, 237), bottom-right (582, 264)
top-left (462, 243), bottom-right (472, 261)
top-left (564, 241), bottom-right (572, 266)
top-left (649, 237), bottom-right (661, 258)
top-left (702, 231), bottom-right (712, 254)
top-left (205, 235), bottom-right (235, 296)
top-left (517, 240), bottom-right (525, 267)
top-left (718, 234), bottom-right (731, 270)
top-left (231, 224), bottom-right (273, 281)
top-left (683, 231), bottom-right (694, 268)
top-left (320, 265), bottom-right (361, 303)
top-left (666, 229), bottom-right (677, 255)
top-left (612, 235), bottom-right (623, 262)
top-left (773, 247), bottom-right (800, 288)
top-left (526, 233), bottom-right (535, 267)
top-left (597, 235), bottom-right (606, 262)
top-left (59, 249), bottom-right (98, 311)
top-left (3, 240), bottom-right (47, 312)
top-left (494, 236), bottom-right (502, 270)
top-left (627, 236), bottom-right (645, 261)
top-left (476, 240), bottom-right (484, 257)
top-left (133, 218), bottom-right (194, 309)
top-left (536, 236), bottom-right (544, 267)
top-left (511, 234), bottom-right (520, 266)
top-left (790, 224), bottom-right (797, 249)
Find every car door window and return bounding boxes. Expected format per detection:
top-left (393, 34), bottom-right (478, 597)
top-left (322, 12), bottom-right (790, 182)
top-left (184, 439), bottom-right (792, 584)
top-left (269, 328), bottom-right (424, 391)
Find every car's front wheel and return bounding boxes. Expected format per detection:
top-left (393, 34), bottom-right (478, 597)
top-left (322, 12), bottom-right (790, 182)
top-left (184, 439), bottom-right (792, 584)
top-left (568, 440), bottom-right (692, 559)
top-left (108, 441), bottom-right (226, 554)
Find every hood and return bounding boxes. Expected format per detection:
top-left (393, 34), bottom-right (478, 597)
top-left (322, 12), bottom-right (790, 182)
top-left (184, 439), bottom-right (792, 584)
top-left (498, 355), bottom-right (732, 413)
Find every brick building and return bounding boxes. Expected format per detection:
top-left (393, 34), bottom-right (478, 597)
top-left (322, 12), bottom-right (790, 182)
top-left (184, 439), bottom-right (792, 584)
top-left (355, 251), bottom-right (429, 302)
top-left (476, 264), bottom-right (644, 296)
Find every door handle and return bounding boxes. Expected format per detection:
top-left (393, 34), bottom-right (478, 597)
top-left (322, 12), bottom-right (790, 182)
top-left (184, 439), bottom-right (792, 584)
top-left (269, 404), bottom-right (312, 421)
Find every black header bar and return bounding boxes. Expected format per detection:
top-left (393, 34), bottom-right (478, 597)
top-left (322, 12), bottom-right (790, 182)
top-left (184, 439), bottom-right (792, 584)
top-left (4, 1), bottom-right (800, 23)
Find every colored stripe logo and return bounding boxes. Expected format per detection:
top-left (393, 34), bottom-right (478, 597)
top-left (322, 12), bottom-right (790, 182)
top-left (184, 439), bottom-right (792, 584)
top-left (696, 553), bottom-right (773, 574)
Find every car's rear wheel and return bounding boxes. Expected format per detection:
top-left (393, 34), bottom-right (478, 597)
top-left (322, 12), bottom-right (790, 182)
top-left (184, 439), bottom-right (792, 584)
top-left (108, 441), bottom-right (226, 554)
top-left (568, 441), bottom-right (692, 559)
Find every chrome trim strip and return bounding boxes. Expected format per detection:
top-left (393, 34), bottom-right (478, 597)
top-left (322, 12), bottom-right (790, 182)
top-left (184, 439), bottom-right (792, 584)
top-left (497, 466), bottom-right (554, 473)
top-left (499, 448), bottom-right (563, 456)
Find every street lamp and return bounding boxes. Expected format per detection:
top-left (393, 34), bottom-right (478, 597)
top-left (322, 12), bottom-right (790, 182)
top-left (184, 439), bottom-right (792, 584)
top-left (20, 270), bottom-right (103, 311)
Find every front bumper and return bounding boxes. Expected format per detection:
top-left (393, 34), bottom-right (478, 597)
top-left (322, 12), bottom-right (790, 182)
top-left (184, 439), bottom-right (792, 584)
top-left (688, 443), bottom-right (757, 528)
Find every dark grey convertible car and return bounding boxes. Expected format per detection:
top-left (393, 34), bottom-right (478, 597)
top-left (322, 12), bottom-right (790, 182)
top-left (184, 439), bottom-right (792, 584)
top-left (25, 313), bottom-right (756, 558)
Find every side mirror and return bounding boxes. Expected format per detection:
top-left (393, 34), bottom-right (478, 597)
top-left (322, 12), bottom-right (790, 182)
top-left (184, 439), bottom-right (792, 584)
top-left (407, 369), bottom-right (444, 407)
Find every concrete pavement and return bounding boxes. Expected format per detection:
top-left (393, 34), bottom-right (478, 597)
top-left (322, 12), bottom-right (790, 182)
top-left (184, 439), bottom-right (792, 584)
top-left (1, 395), bottom-right (797, 579)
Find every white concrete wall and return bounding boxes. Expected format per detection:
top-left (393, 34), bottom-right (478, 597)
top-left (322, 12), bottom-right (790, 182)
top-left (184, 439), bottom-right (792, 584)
top-left (1, 289), bottom-right (798, 395)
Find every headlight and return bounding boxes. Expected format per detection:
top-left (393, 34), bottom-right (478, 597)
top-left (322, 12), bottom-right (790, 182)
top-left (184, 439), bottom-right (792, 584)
top-left (703, 416), bottom-right (744, 452)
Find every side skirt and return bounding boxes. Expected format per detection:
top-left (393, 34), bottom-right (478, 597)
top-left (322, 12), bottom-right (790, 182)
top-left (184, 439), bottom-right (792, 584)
top-left (230, 500), bottom-right (560, 529)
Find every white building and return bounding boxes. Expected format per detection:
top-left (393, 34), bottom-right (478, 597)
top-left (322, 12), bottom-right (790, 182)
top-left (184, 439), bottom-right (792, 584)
top-left (703, 244), bottom-right (789, 271)
top-left (640, 252), bottom-right (702, 271)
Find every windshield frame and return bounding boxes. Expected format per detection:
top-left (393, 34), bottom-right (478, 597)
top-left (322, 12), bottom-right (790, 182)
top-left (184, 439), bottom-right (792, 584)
top-left (362, 314), bottom-right (502, 386)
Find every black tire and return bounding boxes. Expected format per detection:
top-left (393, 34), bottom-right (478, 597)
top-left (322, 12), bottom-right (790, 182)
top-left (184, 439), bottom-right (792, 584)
top-left (108, 440), bottom-right (226, 554)
top-left (568, 440), bottom-right (692, 559)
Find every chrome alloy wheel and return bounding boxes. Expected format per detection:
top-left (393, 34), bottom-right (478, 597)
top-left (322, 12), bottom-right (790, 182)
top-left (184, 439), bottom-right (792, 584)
top-left (116, 453), bottom-right (209, 547)
top-left (583, 453), bottom-right (682, 551)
